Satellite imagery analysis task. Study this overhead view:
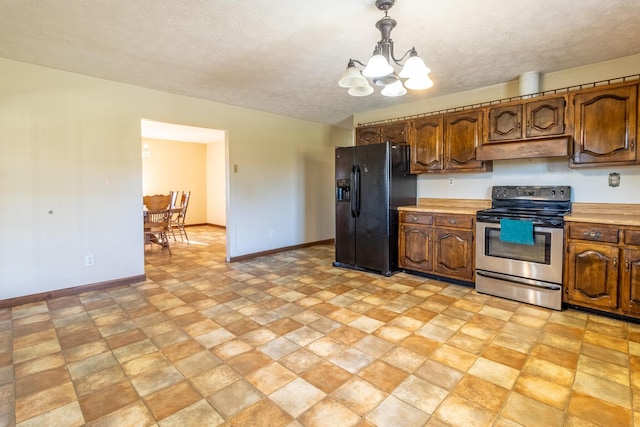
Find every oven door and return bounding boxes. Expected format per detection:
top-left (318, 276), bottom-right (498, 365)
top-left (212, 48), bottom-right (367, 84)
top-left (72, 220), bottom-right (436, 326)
top-left (475, 220), bottom-right (564, 284)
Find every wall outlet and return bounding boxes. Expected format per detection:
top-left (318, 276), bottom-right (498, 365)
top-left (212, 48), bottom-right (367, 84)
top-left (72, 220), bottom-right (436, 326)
top-left (85, 255), bottom-right (94, 266)
top-left (449, 178), bottom-right (454, 186)
top-left (608, 172), bottom-right (620, 187)
top-left (269, 230), bottom-right (275, 238)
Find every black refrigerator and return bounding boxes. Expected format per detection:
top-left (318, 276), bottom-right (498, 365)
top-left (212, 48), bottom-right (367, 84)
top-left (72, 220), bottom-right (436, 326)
top-left (333, 141), bottom-right (417, 276)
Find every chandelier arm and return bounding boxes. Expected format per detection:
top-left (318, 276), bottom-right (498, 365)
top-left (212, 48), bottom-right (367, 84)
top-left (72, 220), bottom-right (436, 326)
top-left (350, 59), bottom-right (367, 68)
top-left (390, 47), bottom-right (416, 66)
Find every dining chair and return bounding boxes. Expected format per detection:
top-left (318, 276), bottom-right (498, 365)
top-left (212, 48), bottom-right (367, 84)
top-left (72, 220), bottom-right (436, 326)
top-left (170, 191), bottom-right (191, 243)
top-left (169, 190), bottom-right (179, 208)
top-left (143, 194), bottom-right (172, 254)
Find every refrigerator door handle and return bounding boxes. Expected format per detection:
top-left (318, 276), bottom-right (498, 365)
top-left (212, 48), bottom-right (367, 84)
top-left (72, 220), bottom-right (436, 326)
top-left (352, 165), bottom-right (361, 218)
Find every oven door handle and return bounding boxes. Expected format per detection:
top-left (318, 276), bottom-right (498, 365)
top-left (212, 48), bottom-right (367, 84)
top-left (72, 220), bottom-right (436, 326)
top-left (476, 271), bottom-right (562, 291)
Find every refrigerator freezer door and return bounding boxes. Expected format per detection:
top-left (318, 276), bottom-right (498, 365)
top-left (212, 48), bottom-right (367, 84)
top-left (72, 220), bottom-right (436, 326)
top-left (335, 146), bottom-right (356, 267)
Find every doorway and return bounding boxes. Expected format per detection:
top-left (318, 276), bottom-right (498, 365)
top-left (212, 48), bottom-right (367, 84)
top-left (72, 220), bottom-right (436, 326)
top-left (140, 119), bottom-right (228, 255)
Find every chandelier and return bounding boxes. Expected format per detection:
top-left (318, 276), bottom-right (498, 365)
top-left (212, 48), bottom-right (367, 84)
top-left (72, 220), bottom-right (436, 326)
top-left (338, 0), bottom-right (433, 97)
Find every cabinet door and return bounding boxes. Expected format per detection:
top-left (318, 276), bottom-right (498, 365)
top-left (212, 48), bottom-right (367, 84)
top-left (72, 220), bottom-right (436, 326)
top-left (572, 85), bottom-right (637, 165)
top-left (356, 126), bottom-right (381, 146)
top-left (444, 110), bottom-right (485, 171)
top-left (488, 104), bottom-right (523, 142)
top-left (399, 224), bottom-right (432, 272)
top-left (433, 228), bottom-right (473, 280)
top-left (410, 116), bottom-right (443, 173)
top-left (565, 242), bottom-right (619, 309)
top-left (525, 96), bottom-right (566, 138)
top-left (381, 122), bottom-right (408, 144)
top-left (621, 248), bottom-right (640, 315)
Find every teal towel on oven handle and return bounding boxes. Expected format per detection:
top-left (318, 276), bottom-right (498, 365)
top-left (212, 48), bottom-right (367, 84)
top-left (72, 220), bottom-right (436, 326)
top-left (499, 218), bottom-right (534, 245)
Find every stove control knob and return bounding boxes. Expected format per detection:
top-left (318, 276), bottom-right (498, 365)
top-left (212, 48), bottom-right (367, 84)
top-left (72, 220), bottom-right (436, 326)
top-left (551, 189), bottom-right (556, 197)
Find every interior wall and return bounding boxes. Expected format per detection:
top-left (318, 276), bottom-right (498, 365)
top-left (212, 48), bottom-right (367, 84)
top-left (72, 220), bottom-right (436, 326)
top-left (207, 140), bottom-right (227, 227)
top-left (141, 138), bottom-right (207, 224)
top-left (0, 57), bottom-right (346, 300)
top-left (354, 54), bottom-right (640, 204)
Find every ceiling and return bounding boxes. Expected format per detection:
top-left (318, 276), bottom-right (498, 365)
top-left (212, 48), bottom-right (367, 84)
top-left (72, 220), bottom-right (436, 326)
top-left (1, 0), bottom-right (640, 126)
top-left (141, 119), bottom-right (225, 143)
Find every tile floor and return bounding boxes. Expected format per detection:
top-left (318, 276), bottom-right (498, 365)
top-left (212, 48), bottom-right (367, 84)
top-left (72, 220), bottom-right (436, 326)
top-left (3, 226), bottom-right (640, 426)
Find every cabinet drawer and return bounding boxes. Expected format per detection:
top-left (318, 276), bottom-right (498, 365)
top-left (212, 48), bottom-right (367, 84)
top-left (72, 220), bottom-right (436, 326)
top-left (569, 223), bottom-right (619, 243)
top-left (435, 214), bottom-right (473, 229)
top-left (624, 229), bottom-right (640, 246)
top-left (400, 212), bottom-right (433, 225)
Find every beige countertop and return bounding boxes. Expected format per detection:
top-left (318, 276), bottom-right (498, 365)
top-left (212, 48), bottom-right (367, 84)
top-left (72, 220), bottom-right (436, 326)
top-left (399, 198), bottom-right (491, 215)
top-left (566, 203), bottom-right (640, 227)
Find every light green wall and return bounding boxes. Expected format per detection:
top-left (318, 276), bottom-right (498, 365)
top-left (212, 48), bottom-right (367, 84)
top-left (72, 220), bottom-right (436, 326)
top-left (0, 58), bottom-right (351, 300)
top-left (354, 54), bottom-right (640, 203)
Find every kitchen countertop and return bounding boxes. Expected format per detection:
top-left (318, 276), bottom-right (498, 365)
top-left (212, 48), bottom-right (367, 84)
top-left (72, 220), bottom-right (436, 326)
top-left (399, 198), bottom-right (491, 215)
top-left (565, 202), bottom-right (640, 227)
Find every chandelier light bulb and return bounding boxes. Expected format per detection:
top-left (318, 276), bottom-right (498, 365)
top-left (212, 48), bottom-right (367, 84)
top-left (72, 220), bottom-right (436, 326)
top-left (362, 54), bottom-right (394, 78)
top-left (339, 62), bottom-right (369, 88)
top-left (404, 74), bottom-right (434, 91)
top-left (348, 84), bottom-right (375, 97)
top-left (398, 54), bottom-right (430, 79)
top-left (381, 80), bottom-right (407, 97)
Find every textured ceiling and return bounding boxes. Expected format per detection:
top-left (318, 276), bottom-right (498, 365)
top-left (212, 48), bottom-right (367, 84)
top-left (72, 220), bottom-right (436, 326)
top-left (1, 0), bottom-right (640, 126)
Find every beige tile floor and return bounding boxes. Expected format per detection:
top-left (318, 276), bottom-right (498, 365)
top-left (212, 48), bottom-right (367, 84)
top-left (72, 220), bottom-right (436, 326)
top-left (4, 226), bottom-right (640, 426)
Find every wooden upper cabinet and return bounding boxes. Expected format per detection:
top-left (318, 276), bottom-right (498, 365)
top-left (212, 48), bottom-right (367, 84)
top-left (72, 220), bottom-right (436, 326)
top-left (487, 96), bottom-right (566, 142)
top-left (356, 122), bottom-right (408, 146)
top-left (381, 122), bottom-right (408, 144)
top-left (571, 83), bottom-right (638, 166)
top-left (526, 97), bottom-right (566, 138)
top-left (409, 115), bottom-right (444, 173)
top-left (445, 110), bottom-right (486, 171)
top-left (488, 104), bottom-right (523, 141)
top-left (356, 125), bottom-right (382, 146)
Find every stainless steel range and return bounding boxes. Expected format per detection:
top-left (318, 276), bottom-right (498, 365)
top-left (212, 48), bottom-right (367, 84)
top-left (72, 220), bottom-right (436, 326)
top-left (475, 186), bottom-right (571, 310)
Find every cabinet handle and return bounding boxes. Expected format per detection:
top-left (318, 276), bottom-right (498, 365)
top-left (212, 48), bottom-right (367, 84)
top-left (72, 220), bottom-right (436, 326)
top-left (526, 120), bottom-right (530, 128)
top-left (412, 216), bottom-right (419, 222)
top-left (613, 257), bottom-right (618, 269)
top-left (517, 121), bottom-right (521, 129)
top-left (631, 138), bottom-right (635, 150)
top-left (626, 258), bottom-right (630, 272)
top-left (583, 231), bottom-right (602, 239)
top-left (448, 219), bottom-right (457, 225)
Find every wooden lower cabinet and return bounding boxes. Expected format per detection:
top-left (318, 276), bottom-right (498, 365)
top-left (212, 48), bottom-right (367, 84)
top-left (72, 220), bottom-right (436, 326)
top-left (399, 211), bottom-right (474, 282)
top-left (565, 241), bottom-right (618, 310)
top-left (621, 247), bottom-right (640, 315)
top-left (564, 222), bottom-right (640, 318)
top-left (399, 224), bottom-right (433, 272)
top-left (434, 228), bottom-right (474, 280)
